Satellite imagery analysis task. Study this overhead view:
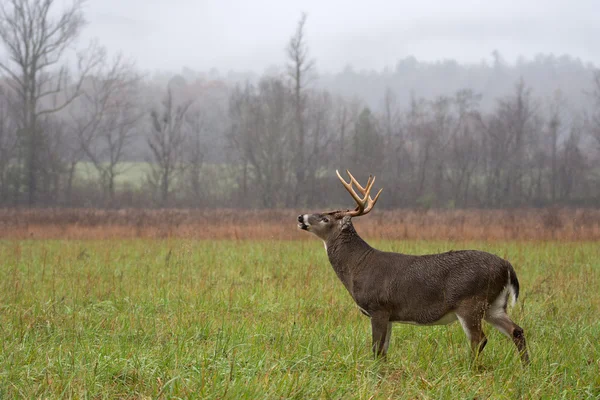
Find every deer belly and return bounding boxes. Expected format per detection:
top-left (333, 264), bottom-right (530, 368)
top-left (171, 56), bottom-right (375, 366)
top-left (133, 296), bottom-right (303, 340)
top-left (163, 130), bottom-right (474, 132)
top-left (393, 312), bottom-right (458, 326)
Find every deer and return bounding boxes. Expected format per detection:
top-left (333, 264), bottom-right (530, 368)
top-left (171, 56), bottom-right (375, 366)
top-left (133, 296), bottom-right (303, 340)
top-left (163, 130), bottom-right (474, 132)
top-left (297, 170), bottom-right (529, 365)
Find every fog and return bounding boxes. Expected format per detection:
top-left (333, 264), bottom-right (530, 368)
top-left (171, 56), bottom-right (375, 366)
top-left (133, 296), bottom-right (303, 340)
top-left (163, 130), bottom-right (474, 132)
top-left (82, 0), bottom-right (600, 74)
top-left (1, 0), bottom-right (600, 210)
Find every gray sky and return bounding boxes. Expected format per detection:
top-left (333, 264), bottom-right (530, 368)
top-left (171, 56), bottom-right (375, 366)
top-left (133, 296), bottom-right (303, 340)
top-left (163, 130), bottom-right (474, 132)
top-left (81, 0), bottom-right (599, 74)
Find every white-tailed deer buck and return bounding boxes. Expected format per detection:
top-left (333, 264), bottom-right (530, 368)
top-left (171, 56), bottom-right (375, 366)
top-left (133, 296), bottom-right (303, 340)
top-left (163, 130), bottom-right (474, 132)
top-left (297, 170), bottom-right (529, 364)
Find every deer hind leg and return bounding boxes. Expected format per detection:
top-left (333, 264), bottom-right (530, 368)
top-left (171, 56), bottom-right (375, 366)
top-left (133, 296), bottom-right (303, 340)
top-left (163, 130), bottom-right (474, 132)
top-left (370, 312), bottom-right (391, 358)
top-left (485, 310), bottom-right (529, 365)
top-left (455, 300), bottom-right (488, 360)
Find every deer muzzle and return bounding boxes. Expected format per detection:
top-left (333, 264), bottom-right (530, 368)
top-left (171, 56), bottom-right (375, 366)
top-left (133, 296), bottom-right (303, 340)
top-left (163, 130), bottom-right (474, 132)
top-left (297, 214), bottom-right (309, 230)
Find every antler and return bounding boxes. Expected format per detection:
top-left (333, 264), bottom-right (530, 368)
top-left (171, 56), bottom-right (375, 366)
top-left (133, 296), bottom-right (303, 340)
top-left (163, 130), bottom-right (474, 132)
top-left (336, 169), bottom-right (383, 217)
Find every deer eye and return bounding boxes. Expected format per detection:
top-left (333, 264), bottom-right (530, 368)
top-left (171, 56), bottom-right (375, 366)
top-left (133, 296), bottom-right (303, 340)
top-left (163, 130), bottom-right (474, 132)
top-left (321, 217), bottom-right (330, 223)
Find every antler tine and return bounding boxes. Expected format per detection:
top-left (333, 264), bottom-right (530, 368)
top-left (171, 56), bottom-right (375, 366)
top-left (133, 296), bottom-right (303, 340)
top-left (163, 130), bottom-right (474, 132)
top-left (336, 170), bottom-right (367, 215)
top-left (358, 174), bottom-right (380, 215)
top-left (336, 169), bottom-right (383, 217)
top-left (347, 170), bottom-right (378, 203)
top-left (346, 170), bottom-right (373, 195)
top-left (364, 175), bottom-right (376, 198)
top-left (362, 187), bottom-right (383, 214)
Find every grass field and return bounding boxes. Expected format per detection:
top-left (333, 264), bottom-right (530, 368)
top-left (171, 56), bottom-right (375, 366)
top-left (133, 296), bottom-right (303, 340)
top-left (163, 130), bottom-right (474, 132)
top-left (1, 237), bottom-right (599, 399)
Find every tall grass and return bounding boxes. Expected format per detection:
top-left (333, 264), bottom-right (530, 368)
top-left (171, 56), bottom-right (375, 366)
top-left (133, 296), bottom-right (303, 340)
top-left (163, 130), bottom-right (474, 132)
top-left (1, 207), bottom-right (600, 240)
top-left (1, 239), bottom-right (599, 398)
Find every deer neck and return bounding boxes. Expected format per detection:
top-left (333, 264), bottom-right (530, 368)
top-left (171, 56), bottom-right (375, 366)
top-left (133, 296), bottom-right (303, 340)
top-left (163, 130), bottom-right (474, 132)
top-left (325, 224), bottom-right (373, 290)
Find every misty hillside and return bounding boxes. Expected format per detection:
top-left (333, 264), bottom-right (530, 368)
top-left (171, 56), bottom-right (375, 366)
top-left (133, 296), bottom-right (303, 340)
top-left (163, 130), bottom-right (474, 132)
top-left (173, 51), bottom-right (597, 114)
top-left (318, 53), bottom-right (596, 112)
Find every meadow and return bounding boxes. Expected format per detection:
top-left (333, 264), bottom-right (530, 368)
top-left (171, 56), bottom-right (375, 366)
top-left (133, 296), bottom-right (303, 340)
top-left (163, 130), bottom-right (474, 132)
top-left (0, 210), bottom-right (599, 398)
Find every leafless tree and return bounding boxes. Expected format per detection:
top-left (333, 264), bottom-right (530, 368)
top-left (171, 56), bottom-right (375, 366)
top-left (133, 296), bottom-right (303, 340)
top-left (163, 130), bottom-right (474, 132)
top-left (545, 90), bottom-right (567, 203)
top-left (0, 87), bottom-right (18, 203)
top-left (304, 90), bottom-right (334, 206)
top-left (39, 115), bottom-right (69, 204)
top-left (484, 79), bottom-right (539, 206)
top-left (227, 77), bottom-right (294, 208)
top-left (557, 123), bottom-right (586, 202)
top-left (335, 103), bottom-right (349, 170)
top-left (146, 87), bottom-right (192, 207)
top-left (351, 107), bottom-right (383, 176)
top-left (428, 96), bottom-right (456, 204)
top-left (72, 55), bottom-right (141, 207)
top-left (444, 90), bottom-right (484, 207)
top-left (226, 84), bottom-right (251, 204)
top-left (405, 94), bottom-right (435, 203)
top-left (0, 0), bottom-right (103, 204)
top-left (333, 97), bottom-right (360, 169)
top-left (185, 109), bottom-right (206, 203)
top-left (287, 12), bottom-right (315, 206)
top-left (378, 88), bottom-right (404, 204)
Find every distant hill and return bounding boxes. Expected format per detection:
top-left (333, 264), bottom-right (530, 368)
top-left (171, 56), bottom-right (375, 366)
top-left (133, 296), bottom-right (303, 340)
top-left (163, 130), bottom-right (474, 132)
top-left (316, 53), bottom-right (597, 113)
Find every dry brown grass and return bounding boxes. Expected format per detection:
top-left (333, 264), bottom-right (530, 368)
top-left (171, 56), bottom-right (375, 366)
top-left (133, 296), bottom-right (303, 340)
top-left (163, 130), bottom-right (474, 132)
top-left (1, 207), bottom-right (599, 241)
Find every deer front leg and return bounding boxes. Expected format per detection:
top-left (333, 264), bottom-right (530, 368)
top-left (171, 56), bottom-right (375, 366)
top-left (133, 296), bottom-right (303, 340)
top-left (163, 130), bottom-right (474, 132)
top-left (370, 312), bottom-right (391, 358)
top-left (382, 322), bottom-right (393, 354)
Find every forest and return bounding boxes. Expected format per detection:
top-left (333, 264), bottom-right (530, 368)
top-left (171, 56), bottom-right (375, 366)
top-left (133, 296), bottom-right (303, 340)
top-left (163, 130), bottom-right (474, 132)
top-left (1, 3), bottom-right (599, 210)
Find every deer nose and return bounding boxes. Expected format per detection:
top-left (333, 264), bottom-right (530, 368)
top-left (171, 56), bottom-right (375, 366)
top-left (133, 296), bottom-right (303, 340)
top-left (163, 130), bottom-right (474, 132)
top-left (297, 215), bottom-right (303, 223)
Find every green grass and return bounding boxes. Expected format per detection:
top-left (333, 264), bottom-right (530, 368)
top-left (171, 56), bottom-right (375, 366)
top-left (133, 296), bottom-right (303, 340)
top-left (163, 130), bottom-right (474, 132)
top-left (1, 239), bottom-right (599, 398)
top-left (76, 162), bottom-right (150, 188)
top-left (75, 162), bottom-right (233, 187)
top-left (75, 162), bottom-right (236, 198)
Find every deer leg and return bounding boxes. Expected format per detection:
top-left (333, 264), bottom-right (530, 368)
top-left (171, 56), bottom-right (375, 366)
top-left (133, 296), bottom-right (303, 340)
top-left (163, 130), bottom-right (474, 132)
top-left (382, 322), bottom-right (393, 354)
top-left (370, 313), bottom-right (391, 358)
top-left (485, 312), bottom-right (530, 365)
top-left (455, 300), bottom-right (488, 360)
top-left (456, 313), bottom-right (487, 360)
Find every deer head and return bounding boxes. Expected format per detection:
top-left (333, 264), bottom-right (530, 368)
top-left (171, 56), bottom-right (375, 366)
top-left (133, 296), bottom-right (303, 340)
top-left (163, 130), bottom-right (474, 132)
top-left (297, 169), bottom-right (383, 242)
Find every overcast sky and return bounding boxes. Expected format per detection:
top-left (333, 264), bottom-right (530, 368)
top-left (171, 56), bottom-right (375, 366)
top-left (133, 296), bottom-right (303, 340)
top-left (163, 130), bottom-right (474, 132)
top-left (79, 0), bottom-right (599, 74)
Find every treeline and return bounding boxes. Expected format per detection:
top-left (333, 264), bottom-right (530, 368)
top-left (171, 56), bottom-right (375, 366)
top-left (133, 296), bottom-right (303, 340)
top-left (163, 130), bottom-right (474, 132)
top-left (0, 2), bottom-right (599, 209)
top-left (226, 77), bottom-right (599, 209)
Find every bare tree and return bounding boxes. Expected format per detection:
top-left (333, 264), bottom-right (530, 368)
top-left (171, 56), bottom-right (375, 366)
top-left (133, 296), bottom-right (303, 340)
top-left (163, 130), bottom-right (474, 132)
top-left (287, 12), bottom-right (315, 206)
top-left (379, 88), bottom-right (403, 205)
top-left (305, 90), bottom-right (333, 206)
top-left (0, 0), bottom-right (102, 205)
top-left (227, 77), bottom-right (294, 208)
top-left (546, 90), bottom-right (567, 203)
top-left (444, 90), bottom-right (484, 207)
top-left (557, 123), bottom-right (586, 202)
top-left (405, 94), bottom-right (434, 203)
top-left (61, 120), bottom-right (85, 206)
top-left (38, 115), bottom-right (68, 204)
top-left (428, 96), bottom-right (455, 204)
top-left (226, 84), bottom-right (251, 205)
top-left (335, 102), bottom-right (349, 169)
top-left (72, 55), bottom-right (141, 207)
top-left (351, 107), bottom-right (383, 175)
top-left (333, 96), bottom-right (360, 168)
top-left (484, 79), bottom-right (538, 206)
top-left (185, 109), bottom-right (206, 203)
top-left (146, 88), bottom-right (192, 207)
top-left (0, 87), bottom-right (18, 203)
